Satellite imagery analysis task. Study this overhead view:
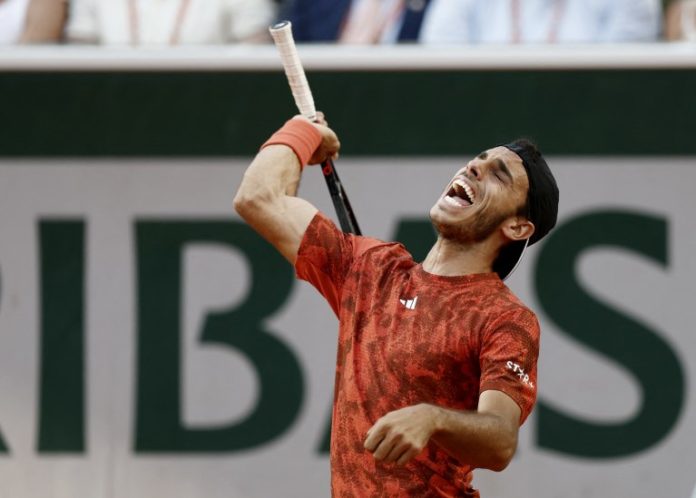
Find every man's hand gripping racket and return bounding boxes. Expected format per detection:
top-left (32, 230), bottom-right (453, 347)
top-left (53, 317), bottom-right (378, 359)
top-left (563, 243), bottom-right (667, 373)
top-left (269, 21), bottom-right (362, 236)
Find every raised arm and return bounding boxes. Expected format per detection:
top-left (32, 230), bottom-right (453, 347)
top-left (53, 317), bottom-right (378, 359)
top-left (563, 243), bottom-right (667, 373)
top-left (233, 115), bottom-right (340, 263)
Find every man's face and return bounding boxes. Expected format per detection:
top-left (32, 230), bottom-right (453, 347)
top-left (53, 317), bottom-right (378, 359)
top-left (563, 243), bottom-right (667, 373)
top-left (430, 146), bottom-right (530, 243)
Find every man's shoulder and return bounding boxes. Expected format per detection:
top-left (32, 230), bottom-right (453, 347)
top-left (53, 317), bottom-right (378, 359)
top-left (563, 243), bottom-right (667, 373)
top-left (478, 281), bottom-right (538, 322)
top-left (353, 236), bottom-right (414, 267)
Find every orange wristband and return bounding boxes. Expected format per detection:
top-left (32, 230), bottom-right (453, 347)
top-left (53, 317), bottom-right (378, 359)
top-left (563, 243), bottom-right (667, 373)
top-left (261, 118), bottom-right (322, 169)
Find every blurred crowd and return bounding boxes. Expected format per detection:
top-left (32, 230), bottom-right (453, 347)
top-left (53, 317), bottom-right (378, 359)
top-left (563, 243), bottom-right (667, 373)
top-left (0, 0), bottom-right (694, 46)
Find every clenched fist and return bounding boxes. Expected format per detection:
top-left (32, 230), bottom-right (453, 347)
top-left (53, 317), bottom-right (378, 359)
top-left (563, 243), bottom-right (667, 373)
top-left (364, 404), bottom-right (439, 466)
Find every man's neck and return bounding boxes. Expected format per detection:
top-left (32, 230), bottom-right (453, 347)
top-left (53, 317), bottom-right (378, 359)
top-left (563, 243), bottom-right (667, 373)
top-left (421, 237), bottom-right (497, 277)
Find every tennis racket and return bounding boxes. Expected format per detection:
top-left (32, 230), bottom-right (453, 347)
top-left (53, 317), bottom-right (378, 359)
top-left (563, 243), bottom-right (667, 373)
top-left (269, 20), bottom-right (362, 236)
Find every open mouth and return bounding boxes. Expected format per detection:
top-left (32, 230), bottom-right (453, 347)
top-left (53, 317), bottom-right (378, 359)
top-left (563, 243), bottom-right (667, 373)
top-left (443, 179), bottom-right (475, 208)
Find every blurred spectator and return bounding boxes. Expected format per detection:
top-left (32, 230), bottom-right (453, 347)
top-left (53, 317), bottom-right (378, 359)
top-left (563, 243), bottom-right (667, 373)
top-left (21, 0), bottom-right (67, 42)
top-left (282, 0), bottom-right (432, 43)
top-left (0, 0), bottom-right (66, 44)
top-left (664, 0), bottom-right (696, 40)
top-left (0, 0), bottom-right (29, 44)
top-left (0, 0), bottom-right (29, 45)
top-left (420, 0), bottom-right (662, 44)
top-left (66, 0), bottom-right (276, 45)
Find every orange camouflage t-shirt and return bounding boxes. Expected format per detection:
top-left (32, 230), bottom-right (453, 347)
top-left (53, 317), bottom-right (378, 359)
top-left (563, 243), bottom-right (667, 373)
top-left (295, 213), bottom-right (540, 498)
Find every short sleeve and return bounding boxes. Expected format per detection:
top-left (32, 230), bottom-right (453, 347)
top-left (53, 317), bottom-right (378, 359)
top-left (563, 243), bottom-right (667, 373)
top-left (419, 0), bottom-right (474, 44)
top-left (295, 212), bottom-right (381, 316)
top-left (65, 0), bottom-right (98, 42)
top-left (602, 0), bottom-right (661, 42)
top-left (479, 308), bottom-right (540, 424)
top-left (224, 0), bottom-right (276, 41)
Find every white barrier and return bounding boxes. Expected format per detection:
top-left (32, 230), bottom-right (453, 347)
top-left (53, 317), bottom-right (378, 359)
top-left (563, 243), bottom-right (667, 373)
top-left (1, 44), bottom-right (696, 71)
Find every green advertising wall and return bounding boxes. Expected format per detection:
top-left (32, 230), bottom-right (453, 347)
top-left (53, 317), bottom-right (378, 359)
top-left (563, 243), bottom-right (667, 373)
top-left (2, 68), bottom-right (696, 157)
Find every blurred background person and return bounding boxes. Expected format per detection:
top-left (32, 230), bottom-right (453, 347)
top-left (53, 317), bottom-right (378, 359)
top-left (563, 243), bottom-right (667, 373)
top-left (66, 0), bottom-right (277, 45)
top-left (21, 0), bottom-right (67, 42)
top-left (664, 0), bottom-right (696, 40)
top-left (0, 0), bottom-right (66, 44)
top-left (420, 0), bottom-right (662, 44)
top-left (281, 0), bottom-right (432, 43)
top-left (0, 0), bottom-right (31, 44)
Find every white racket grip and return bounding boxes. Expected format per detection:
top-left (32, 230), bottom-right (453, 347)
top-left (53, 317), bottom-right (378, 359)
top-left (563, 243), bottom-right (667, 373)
top-left (269, 21), bottom-right (317, 121)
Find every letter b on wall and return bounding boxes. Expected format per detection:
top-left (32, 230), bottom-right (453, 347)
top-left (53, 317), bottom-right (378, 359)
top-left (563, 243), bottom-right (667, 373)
top-left (135, 221), bottom-right (303, 452)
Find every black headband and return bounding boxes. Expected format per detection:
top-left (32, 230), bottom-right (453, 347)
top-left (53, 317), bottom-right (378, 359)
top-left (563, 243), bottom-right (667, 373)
top-left (503, 141), bottom-right (559, 245)
top-left (492, 141), bottom-right (559, 280)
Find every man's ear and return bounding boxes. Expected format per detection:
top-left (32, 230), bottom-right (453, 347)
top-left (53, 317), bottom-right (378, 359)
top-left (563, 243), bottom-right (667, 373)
top-left (502, 217), bottom-right (535, 242)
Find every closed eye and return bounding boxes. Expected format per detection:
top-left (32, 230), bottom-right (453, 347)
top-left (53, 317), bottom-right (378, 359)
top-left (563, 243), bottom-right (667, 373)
top-left (494, 159), bottom-right (513, 185)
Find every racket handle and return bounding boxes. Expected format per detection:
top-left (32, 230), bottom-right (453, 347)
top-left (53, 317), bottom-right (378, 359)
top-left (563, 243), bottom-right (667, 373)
top-left (269, 21), bottom-right (316, 121)
top-left (270, 21), bottom-right (361, 236)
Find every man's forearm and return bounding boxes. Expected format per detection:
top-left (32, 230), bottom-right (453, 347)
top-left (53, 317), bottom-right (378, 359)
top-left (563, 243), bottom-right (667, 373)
top-left (235, 144), bottom-right (302, 210)
top-left (364, 397), bottom-right (519, 470)
top-left (429, 405), bottom-right (518, 471)
top-left (235, 115), bottom-right (332, 213)
top-left (234, 116), bottom-right (339, 263)
top-left (233, 144), bottom-right (307, 252)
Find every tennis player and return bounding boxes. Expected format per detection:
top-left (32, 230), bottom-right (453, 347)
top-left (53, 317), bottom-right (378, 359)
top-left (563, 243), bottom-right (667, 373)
top-left (234, 114), bottom-right (559, 497)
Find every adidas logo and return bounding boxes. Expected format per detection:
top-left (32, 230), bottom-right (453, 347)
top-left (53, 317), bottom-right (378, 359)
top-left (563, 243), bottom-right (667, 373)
top-left (399, 296), bottom-right (418, 310)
